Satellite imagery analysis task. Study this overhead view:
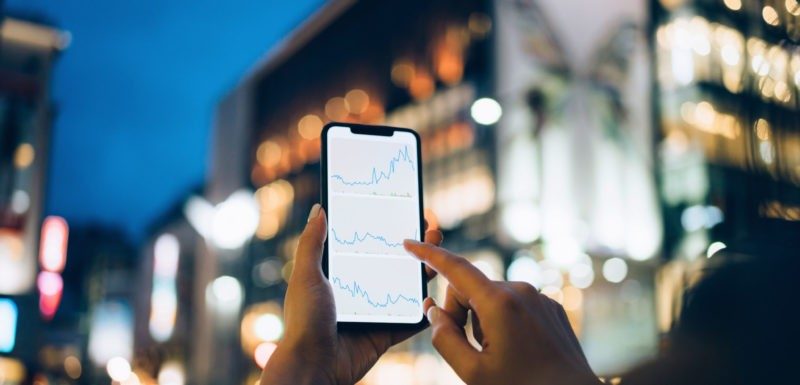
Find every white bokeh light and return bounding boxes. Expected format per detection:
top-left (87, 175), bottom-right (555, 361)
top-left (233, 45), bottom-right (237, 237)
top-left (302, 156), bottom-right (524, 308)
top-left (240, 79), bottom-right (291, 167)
top-left (254, 314), bottom-right (284, 342)
top-left (568, 264), bottom-right (594, 289)
top-left (602, 258), bottom-right (628, 283)
top-left (500, 202), bottom-right (541, 244)
top-left (207, 276), bottom-right (243, 317)
top-left (506, 256), bottom-right (543, 288)
top-left (211, 190), bottom-right (259, 249)
top-left (470, 97), bottom-right (503, 125)
top-left (158, 362), bottom-right (185, 385)
top-left (106, 357), bottom-right (131, 382)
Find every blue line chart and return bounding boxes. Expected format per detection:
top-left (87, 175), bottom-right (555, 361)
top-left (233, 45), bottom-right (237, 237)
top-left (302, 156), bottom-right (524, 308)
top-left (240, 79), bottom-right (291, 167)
top-left (330, 145), bottom-right (415, 187)
top-left (330, 228), bottom-right (413, 250)
top-left (331, 276), bottom-right (420, 308)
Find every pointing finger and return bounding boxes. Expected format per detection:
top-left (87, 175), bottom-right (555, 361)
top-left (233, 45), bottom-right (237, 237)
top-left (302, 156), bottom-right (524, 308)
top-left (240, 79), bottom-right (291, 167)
top-left (403, 240), bottom-right (495, 303)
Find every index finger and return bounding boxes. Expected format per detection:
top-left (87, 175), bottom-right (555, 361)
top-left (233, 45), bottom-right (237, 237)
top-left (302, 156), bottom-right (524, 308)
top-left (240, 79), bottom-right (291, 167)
top-left (403, 240), bottom-right (495, 301)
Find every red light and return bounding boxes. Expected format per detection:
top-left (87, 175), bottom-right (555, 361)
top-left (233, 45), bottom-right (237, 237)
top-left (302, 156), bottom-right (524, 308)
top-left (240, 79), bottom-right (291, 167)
top-left (39, 216), bottom-right (68, 273)
top-left (37, 271), bottom-right (63, 320)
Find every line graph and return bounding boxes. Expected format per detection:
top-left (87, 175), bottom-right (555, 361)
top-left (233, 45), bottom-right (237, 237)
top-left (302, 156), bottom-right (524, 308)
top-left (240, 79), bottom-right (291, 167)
top-left (331, 277), bottom-right (420, 309)
top-left (328, 141), bottom-right (417, 197)
top-left (331, 145), bottom-right (415, 187)
top-left (329, 255), bottom-right (423, 319)
top-left (330, 228), bottom-right (418, 251)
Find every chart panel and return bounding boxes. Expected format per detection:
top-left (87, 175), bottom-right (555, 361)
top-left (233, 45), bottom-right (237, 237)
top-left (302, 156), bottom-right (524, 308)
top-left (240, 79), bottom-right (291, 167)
top-left (328, 138), bottom-right (418, 198)
top-left (328, 195), bottom-right (418, 257)
top-left (329, 255), bottom-right (422, 320)
top-left (326, 126), bottom-right (424, 323)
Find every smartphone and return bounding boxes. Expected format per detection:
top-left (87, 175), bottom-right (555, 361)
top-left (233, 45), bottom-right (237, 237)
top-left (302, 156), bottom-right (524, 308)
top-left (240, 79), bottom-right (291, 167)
top-left (321, 122), bottom-right (426, 326)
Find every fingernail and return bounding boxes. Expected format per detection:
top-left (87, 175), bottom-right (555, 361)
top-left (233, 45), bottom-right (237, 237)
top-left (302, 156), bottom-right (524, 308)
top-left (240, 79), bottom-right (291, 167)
top-left (426, 306), bottom-right (438, 323)
top-left (307, 204), bottom-right (321, 222)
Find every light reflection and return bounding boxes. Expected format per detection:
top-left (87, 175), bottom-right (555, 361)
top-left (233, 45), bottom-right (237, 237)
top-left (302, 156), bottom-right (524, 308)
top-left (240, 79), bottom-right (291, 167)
top-left (254, 342), bottom-right (277, 368)
top-left (762, 6), bottom-right (780, 26)
top-left (10, 190), bottom-right (29, 214)
top-left (255, 180), bottom-right (294, 240)
top-left (64, 355), bottom-right (82, 379)
top-left (157, 362), bottom-right (185, 385)
top-left (468, 12), bottom-right (492, 37)
top-left (470, 97), bottom-right (502, 125)
top-left (500, 202), bottom-right (541, 244)
top-left (106, 357), bottom-right (132, 382)
top-left (724, 0), bottom-right (742, 11)
top-left (150, 234), bottom-right (179, 343)
top-left (324, 98), bottom-right (349, 121)
top-left (257, 141), bottom-right (282, 168)
top-left (720, 44), bottom-right (740, 66)
top-left (562, 286), bottom-right (583, 311)
top-left (253, 313), bottom-right (283, 342)
top-left (208, 276), bottom-right (243, 316)
top-left (541, 268), bottom-right (563, 288)
top-left (506, 253), bottom-right (543, 288)
top-left (430, 166), bottom-right (494, 229)
top-left (0, 299), bottom-right (18, 353)
top-left (568, 264), bottom-right (594, 289)
top-left (541, 286), bottom-right (563, 303)
top-left (298, 114), bottom-right (324, 139)
top-left (706, 241), bottom-right (727, 258)
top-left (751, 54), bottom-right (770, 76)
top-left (602, 258), bottom-right (628, 283)
top-left (788, 0), bottom-right (800, 16)
top-left (13, 143), bottom-right (34, 169)
top-left (679, 101), bottom-right (740, 139)
top-left (390, 60), bottom-right (414, 87)
top-left (408, 68), bottom-right (435, 100)
top-left (345, 89), bottom-right (369, 115)
top-left (468, 250), bottom-right (504, 281)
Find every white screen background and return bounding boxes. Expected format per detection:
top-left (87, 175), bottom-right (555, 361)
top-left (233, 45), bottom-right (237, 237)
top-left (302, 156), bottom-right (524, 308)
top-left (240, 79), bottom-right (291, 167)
top-left (326, 126), bottom-right (424, 323)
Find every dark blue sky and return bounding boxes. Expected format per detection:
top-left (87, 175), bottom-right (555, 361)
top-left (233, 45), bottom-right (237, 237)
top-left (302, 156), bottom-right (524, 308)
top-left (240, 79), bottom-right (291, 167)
top-left (7, 0), bottom-right (324, 242)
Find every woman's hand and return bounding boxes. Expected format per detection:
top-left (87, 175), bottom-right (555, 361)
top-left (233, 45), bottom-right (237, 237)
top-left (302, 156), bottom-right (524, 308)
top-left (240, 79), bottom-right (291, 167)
top-left (260, 204), bottom-right (443, 385)
top-left (403, 240), bottom-right (601, 385)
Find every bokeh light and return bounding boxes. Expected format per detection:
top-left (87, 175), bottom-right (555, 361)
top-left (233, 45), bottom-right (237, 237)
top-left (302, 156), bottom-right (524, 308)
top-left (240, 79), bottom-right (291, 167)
top-left (470, 97), bottom-right (502, 125)
top-left (602, 258), bottom-right (628, 283)
top-left (106, 357), bottom-right (132, 382)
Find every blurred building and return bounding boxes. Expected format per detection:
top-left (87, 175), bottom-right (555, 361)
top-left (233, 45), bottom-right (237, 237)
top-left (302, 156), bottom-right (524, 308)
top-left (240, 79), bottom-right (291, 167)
top-left (650, 0), bottom-right (800, 335)
top-left (0, 15), bottom-right (67, 385)
top-left (67, 226), bottom-right (138, 385)
top-left (134, 197), bottom-right (201, 385)
top-left (199, 0), bottom-right (665, 383)
top-left (133, 1), bottom-right (800, 385)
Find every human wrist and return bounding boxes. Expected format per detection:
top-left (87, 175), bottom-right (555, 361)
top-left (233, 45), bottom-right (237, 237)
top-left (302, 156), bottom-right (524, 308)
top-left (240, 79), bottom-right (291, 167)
top-left (260, 343), bottom-right (334, 385)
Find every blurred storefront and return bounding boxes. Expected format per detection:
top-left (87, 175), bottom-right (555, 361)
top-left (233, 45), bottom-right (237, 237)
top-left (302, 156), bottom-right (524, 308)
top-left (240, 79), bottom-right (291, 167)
top-left (0, 16), bottom-right (68, 385)
top-left (200, 0), bottom-right (669, 383)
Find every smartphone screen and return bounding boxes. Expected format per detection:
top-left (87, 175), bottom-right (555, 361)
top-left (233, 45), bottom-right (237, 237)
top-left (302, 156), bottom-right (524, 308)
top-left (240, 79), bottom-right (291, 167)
top-left (322, 124), bottom-right (425, 324)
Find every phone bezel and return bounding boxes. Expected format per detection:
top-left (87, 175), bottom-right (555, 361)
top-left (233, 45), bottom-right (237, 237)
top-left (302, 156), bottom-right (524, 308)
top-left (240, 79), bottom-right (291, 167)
top-left (320, 122), bottom-right (428, 329)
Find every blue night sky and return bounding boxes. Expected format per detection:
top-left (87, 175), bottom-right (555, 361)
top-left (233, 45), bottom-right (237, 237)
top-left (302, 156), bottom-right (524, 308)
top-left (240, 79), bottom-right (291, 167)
top-left (6, 0), bottom-right (324, 242)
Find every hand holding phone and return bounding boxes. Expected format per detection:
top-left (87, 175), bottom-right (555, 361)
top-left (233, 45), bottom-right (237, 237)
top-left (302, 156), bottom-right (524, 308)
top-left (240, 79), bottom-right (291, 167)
top-left (261, 204), bottom-right (443, 385)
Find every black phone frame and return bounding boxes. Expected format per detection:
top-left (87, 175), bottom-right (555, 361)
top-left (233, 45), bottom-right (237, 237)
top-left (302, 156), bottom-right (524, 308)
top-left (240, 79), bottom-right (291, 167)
top-left (320, 122), bottom-right (428, 330)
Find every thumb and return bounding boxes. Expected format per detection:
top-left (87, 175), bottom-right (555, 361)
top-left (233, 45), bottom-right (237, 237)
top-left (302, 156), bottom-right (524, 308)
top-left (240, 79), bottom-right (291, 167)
top-left (291, 204), bottom-right (327, 282)
top-left (427, 306), bottom-right (481, 381)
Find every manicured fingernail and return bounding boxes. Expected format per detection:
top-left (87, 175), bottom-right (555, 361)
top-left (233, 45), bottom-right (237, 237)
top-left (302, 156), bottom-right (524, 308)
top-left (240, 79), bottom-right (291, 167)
top-left (307, 204), bottom-right (321, 222)
top-left (426, 306), bottom-right (438, 323)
